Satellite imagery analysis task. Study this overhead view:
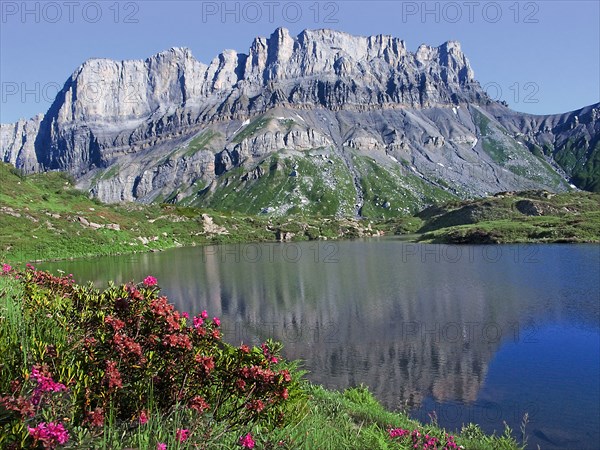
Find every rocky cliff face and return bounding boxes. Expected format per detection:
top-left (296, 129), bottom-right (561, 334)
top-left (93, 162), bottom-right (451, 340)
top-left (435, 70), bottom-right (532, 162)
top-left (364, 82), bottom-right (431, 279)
top-left (2, 28), bottom-right (598, 217)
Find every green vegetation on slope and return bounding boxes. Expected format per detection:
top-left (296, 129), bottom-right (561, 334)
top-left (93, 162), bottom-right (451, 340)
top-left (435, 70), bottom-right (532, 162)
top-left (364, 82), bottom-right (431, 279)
top-left (195, 150), bottom-right (357, 217)
top-left (354, 156), bottom-right (456, 218)
top-left (233, 116), bottom-right (272, 143)
top-left (472, 108), bottom-right (508, 164)
top-left (184, 129), bottom-right (220, 157)
top-left (417, 190), bottom-right (600, 243)
top-left (555, 137), bottom-right (600, 192)
top-left (472, 108), bottom-right (566, 190)
top-left (2, 162), bottom-right (598, 265)
top-left (0, 163), bottom-right (398, 264)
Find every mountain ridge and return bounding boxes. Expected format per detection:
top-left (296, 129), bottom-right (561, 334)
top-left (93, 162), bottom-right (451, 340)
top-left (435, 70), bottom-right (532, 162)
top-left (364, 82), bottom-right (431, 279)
top-left (2, 28), bottom-right (598, 217)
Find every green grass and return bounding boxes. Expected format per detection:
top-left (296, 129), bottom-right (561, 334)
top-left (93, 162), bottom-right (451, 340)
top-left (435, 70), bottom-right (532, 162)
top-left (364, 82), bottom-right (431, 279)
top-left (0, 276), bottom-right (28, 390)
top-left (471, 108), bottom-right (568, 189)
top-left (283, 385), bottom-right (525, 450)
top-left (482, 138), bottom-right (510, 165)
top-left (196, 151), bottom-right (357, 217)
top-left (232, 116), bottom-right (272, 143)
top-left (3, 161), bottom-right (596, 263)
top-left (472, 107), bottom-right (491, 136)
top-left (100, 164), bottom-right (120, 180)
top-left (184, 129), bottom-right (219, 157)
top-left (417, 191), bottom-right (600, 243)
top-left (278, 118), bottom-right (296, 131)
top-left (0, 163), bottom-right (396, 263)
top-left (354, 156), bottom-right (456, 218)
top-left (561, 138), bottom-right (600, 192)
top-left (470, 107), bottom-right (511, 165)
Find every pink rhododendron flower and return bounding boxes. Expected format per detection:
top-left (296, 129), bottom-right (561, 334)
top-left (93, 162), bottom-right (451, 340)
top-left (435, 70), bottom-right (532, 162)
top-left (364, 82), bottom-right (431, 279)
top-left (157, 443), bottom-right (167, 450)
top-left (239, 433), bottom-right (255, 448)
top-left (201, 310), bottom-right (208, 319)
top-left (182, 311), bottom-right (189, 319)
top-left (176, 428), bottom-right (190, 442)
top-left (105, 360), bottom-right (122, 390)
top-left (193, 316), bottom-right (204, 328)
top-left (2, 263), bottom-right (11, 273)
top-left (389, 428), bottom-right (409, 438)
top-left (139, 410), bottom-right (148, 425)
top-left (189, 395), bottom-right (209, 413)
top-left (144, 276), bottom-right (158, 286)
top-left (28, 422), bottom-right (69, 447)
top-left (29, 366), bottom-right (66, 405)
top-left (30, 366), bottom-right (67, 393)
top-left (87, 408), bottom-right (104, 427)
top-left (213, 317), bottom-right (221, 327)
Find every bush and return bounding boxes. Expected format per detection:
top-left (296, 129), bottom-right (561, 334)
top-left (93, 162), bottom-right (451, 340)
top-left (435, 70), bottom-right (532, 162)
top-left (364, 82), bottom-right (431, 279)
top-left (0, 266), bottom-right (295, 449)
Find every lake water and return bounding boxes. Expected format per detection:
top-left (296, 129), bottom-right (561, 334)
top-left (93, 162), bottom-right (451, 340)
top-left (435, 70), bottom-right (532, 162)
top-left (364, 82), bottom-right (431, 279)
top-left (39, 241), bottom-right (600, 449)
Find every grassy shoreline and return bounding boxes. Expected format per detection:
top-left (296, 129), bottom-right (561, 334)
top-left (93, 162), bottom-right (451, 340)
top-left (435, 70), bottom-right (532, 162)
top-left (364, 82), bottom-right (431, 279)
top-left (416, 190), bottom-right (600, 244)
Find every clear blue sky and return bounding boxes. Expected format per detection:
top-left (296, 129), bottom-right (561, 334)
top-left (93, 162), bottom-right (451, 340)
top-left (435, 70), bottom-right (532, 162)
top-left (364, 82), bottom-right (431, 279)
top-left (1, 0), bottom-right (598, 123)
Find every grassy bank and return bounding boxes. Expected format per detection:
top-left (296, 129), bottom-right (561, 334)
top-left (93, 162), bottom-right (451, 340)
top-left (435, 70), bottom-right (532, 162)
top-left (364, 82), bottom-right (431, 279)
top-left (416, 190), bottom-right (600, 244)
top-left (0, 268), bottom-right (524, 449)
top-left (0, 163), bottom-right (418, 264)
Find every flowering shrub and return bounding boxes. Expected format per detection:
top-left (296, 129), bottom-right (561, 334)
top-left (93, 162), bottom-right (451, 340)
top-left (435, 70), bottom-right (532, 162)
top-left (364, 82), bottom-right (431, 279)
top-left (0, 364), bottom-right (71, 449)
top-left (388, 427), bottom-right (461, 449)
top-left (0, 266), bottom-right (296, 448)
top-left (239, 432), bottom-right (256, 448)
top-left (27, 422), bottom-right (69, 448)
top-left (144, 275), bottom-right (158, 287)
top-left (176, 428), bottom-right (190, 442)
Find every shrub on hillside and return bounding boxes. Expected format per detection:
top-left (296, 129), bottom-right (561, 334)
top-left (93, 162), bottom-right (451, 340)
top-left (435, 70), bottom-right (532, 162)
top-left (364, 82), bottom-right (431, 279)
top-left (0, 266), bottom-right (295, 449)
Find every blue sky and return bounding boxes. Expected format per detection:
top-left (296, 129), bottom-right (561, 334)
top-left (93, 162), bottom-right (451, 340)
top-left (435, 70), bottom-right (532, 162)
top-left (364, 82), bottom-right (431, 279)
top-left (1, 0), bottom-right (598, 122)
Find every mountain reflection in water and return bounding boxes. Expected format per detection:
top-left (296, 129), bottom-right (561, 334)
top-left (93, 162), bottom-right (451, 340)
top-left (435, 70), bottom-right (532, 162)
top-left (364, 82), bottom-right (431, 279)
top-left (39, 241), bottom-right (600, 449)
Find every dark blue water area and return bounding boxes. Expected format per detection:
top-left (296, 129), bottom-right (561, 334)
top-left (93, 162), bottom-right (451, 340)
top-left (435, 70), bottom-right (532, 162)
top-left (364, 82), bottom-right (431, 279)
top-left (413, 324), bottom-right (600, 449)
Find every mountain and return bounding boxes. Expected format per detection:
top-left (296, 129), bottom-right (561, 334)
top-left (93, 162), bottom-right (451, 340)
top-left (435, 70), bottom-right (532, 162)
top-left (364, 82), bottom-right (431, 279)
top-left (2, 28), bottom-right (598, 218)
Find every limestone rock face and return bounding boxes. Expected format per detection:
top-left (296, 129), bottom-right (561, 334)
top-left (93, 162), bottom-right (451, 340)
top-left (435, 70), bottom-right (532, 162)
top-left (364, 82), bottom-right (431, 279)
top-left (1, 28), bottom-right (598, 211)
top-left (1, 114), bottom-right (43, 172)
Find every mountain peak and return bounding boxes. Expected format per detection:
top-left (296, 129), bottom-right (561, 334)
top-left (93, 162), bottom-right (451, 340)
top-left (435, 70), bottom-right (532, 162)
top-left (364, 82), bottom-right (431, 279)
top-left (155, 47), bottom-right (194, 58)
top-left (5, 27), bottom-right (594, 207)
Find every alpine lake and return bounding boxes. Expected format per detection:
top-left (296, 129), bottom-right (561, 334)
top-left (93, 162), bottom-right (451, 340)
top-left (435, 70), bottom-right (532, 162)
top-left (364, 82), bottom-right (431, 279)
top-left (39, 240), bottom-right (600, 450)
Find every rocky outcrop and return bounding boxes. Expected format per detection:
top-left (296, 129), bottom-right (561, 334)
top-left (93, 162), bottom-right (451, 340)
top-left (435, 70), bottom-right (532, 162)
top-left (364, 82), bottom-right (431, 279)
top-left (0, 115), bottom-right (43, 172)
top-left (486, 102), bottom-right (600, 191)
top-left (0, 28), bottom-right (482, 177)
